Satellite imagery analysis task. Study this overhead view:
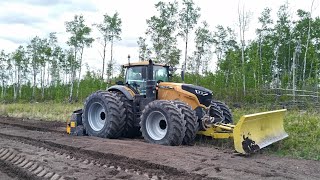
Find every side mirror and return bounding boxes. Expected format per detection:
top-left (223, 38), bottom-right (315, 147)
top-left (168, 66), bottom-right (177, 72)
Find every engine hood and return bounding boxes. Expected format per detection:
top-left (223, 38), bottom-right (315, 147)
top-left (181, 84), bottom-right (212, 96)
top-left (157, 82), bottom-right (213, 107)
top-left (181, 84), bottom-right (213, 106)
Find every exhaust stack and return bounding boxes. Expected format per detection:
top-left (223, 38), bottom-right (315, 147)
top-left (146, 60), bottom-right (156, 100)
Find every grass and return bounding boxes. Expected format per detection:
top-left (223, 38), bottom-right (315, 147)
top-left (0, 102), bottom-right (319, 161)
top-left (267, 110), bottom-right (320, 161)
top-left (0, 102), bottom-right (82, 121)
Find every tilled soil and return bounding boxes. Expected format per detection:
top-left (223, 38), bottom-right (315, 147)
top-left (0, 116), bottom-right (319, 180)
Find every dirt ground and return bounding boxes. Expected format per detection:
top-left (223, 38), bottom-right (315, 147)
top-left (0, 164), bottom-right (19, 180)
top-left (0, 116), bottom-right (319, 180)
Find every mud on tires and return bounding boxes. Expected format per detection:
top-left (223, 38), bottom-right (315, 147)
top-left (82, 91), bottom-right (126, 138)
top-left (140, 100), bottom-right (186, 146)
top-left (173, 101), bottom-right (198, 145)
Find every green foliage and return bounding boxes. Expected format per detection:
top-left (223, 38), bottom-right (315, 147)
top-left (65, 15), bottom-right (94, 50)
top-left (178, 0), bottom-right (200, 39)
top-left (146, 1), bottom-right (181, 66)
top-left (137, 37), bottom-right (152, 60)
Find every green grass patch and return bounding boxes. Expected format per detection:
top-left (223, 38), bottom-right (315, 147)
top-left (0, 103), bottom-right (319, 160)
top-left (0, 102), bottom-right (82, 121)
top-left (267, 110), bottom-right (320, 161)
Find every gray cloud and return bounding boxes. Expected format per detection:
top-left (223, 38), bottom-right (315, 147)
top-left (48, 1), bottom-right (98, 18)
top-left (0, 13), bottom-right (45, 26)
top-left (0, 0), bottom-right (97, 17)
top-left (0, 36), bottom-right (30, 45)
top-left (0, 0), bottom-right (97, 26)
top-left (0, 0), bottom-right (73, 7)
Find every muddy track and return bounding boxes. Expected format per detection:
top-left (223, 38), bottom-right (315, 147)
top-left (0, 117), bottom-right (319, 180)
top-left (0, 132), bottom-right (206, 180)
top-left (0, 136), bottom-right (157, 180)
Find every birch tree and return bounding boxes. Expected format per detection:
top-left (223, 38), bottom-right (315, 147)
top-left (189, 21), bottom-right (214, 81)
top-left (146, 1), bottom-right (181, 66)
top-left (302, 0), bottom-right (316, 86)
top-left (27, 37), bottom-right (41, 100)
top-left (256, 8), bottom-right (273, 85)
top-left (237, 2), bottom-right (251, 95)
top-left (105, 12), bottom-right (122, 85)
top-left (65, 15), bottom-right (94, 102)
top-left (0, 51), bottom-right (8, 99)
top-left (137, 37), bottom-right (151, 60)
top-left (12, 46), bottom-right (27, 101)
top-left (179, 0), bottom-right (200, 72)
top-left (94, 12), bottom-right (122, 81)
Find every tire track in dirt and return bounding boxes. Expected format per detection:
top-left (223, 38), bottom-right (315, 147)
top-left (0, 153), bottom-right (42, 180)
top-left (0, 137), bottom-right (165, 180)
top-left (0, 129), bottom-right (209, 180)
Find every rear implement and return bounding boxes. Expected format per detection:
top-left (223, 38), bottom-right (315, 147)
top-left (198, 109), bottom-right (288, 154)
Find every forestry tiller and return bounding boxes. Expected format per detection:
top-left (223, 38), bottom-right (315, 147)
top-left (67, 60), bottom-right (288, 154)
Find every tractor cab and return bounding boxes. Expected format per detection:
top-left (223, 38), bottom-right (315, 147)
top-left (123, 61), bottom-right (170, 95)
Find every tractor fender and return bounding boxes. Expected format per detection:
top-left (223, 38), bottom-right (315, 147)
top-left (107, 85), bottom-right (134, 100)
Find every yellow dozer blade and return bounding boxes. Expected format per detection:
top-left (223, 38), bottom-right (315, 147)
top-left (233, 109), bottom-right (288, 154)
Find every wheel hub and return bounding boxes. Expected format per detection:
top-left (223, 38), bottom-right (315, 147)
top-left (88, 102), bottom-right (106, 131)
top-left (146, 111), bottom-right (167, 140)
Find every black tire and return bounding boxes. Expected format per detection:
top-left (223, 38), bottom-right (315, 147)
top-left (140, 100), bottom-right (186, 146)
top-left (82, 91), bottom-right (126, 138)
top-left (209, 102), bottom-right (225, 123)
top-left (173, 101), bottom-right (198, 145)
top-left (212, 100), bottom-right (233, 124)
top-left (115, 92), bottom-right (141, 138)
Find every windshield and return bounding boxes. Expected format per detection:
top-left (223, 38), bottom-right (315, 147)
top-left (125, 65), bottom-right (169, 94)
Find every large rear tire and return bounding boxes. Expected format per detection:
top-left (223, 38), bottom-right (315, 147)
top-left (82, 91), bottom-right (126, 138)
top-left (173, 101), bottom-right (198, 145)
top-left (140, 100), bottom-right (186, 146)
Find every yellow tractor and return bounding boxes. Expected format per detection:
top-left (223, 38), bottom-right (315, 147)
top-left (67, 60), bottom-right (288, 154)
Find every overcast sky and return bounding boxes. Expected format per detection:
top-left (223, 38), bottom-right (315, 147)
top-left (0, 0), bottom-right (319, 74)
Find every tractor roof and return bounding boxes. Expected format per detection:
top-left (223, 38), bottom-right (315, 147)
top-left (122, 61), bottom-right (168, 68)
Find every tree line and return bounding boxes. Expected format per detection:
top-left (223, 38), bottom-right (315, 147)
top-left (0, 0), bottom-right (320, 104)
top-left (0, 12), bottom-right (122, 102)
top-left (138, 1), bottom-right (320, 103)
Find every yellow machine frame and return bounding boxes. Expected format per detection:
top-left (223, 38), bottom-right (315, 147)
top-left (198, 109), bottom-right (288, 154)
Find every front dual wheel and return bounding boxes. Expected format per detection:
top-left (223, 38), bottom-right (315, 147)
top-left (140, 100), bottom-right (198, 146)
